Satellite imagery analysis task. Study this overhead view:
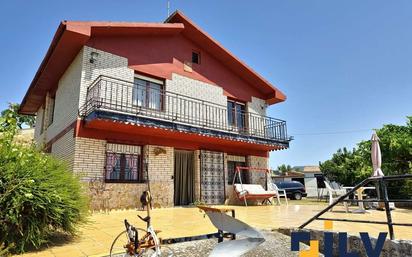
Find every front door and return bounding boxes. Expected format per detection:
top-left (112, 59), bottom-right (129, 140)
top-left (200, 150), bottom-right (225, 204)
top-left (174, 150), bottom-right (195, 206)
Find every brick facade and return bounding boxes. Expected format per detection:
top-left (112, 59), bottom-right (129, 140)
top-left (32, 46), bottom-right (272, 210)
top-left (145, 145), bottom-right (174, 208)
top-left (46, 50), bottom-right (83, 142)
top-left (79, 46), bottom-right (135, 109)
top-left (51, 128), bottom-right (76, 169)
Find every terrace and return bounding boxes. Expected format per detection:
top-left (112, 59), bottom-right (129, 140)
top-left (19, 203), bottom-right (412, 257)
top-left (79, 76), bottom-right (290, 148)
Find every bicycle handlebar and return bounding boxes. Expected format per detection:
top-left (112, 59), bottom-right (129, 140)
top-left (138, 215), bottom-right (151, 224)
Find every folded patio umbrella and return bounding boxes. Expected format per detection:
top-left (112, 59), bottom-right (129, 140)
top-left (371, 133), bottom-right (384, 177)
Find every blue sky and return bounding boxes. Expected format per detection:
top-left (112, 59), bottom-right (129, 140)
top-left (0, 1), bottom-right (411, 169)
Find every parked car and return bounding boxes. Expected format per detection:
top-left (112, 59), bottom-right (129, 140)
top-left (274, 181), bottom-right (307, 200)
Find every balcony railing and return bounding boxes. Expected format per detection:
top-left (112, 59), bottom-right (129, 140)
top-left (79, 75), bottom-right (289, 143)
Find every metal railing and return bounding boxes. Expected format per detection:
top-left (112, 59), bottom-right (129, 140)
top-left (299, 174), bottom-right (412, 240)
top-left (79, 75), bottom-right (289, 142)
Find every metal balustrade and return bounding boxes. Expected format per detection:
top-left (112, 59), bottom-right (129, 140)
top-left (79, 75), bottom-right (290, 143)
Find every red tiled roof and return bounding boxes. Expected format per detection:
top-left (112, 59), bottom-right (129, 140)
top-left (19, 11), bottom-right (285, 114)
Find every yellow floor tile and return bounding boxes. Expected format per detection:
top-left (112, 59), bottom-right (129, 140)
top-left (16, 204), bottom-right (412, 257)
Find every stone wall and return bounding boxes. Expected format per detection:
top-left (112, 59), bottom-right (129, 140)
top-left (87, 182), bottom-right (147, 211)
top-left (247, 155), bottom-right (269, 187)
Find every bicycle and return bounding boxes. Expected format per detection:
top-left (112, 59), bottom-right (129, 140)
top-left (109, 192), bottom-right (174, 257)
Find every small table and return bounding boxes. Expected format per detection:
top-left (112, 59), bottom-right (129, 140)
top-left (343, 186), bottom-right (376, 213)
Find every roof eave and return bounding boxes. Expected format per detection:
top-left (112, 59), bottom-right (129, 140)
top-left (165, 10), bottom-right (287, 105)
top-left (19, 22), bottom-right (67, 115)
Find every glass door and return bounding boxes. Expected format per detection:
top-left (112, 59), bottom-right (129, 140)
top-left (227, 100), bottom-right (246, 132)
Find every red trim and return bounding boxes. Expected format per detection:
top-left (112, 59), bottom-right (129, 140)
top-left (166, 11), bottom-right (286, 104)
top-left (20, 12), bottom-right (286, 114)
top-left (74, 119), bottom-right (275, 157)
top-left (236, 166), bottom-right (270, 173)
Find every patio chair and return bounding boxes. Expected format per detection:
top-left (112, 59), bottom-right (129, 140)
top-left (268, 183), bottom-right (288, 205)
top-left (324, 180), bottom-right (348, 213)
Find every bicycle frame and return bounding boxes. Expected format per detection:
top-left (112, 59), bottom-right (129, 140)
top-left (146, 225), bottom-right (161, 257)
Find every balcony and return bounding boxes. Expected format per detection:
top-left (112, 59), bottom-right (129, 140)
top-left (79, 76), bottom-right (290, 148)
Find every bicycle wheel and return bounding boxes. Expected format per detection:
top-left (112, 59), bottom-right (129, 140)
top-left (110, 229), bottom-right (147, 257)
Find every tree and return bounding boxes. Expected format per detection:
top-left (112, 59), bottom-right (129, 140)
top-left (277, 164), bottom-right (293, 175)
top-left (320, 117), bottom-right (412, 197)
top-left (1, 103), bottom-right (35, 130)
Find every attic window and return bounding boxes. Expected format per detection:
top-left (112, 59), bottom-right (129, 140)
top-left (192, 51), bottom-right (200, 64)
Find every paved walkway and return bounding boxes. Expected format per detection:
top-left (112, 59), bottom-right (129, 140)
top-left (17, 204), bottom-right (412, 257)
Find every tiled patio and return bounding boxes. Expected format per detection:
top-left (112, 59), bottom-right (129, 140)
top-left (18, 204), bottom-right (412, 257)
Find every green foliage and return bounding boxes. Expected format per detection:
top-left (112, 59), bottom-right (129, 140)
top-left (1, 103), bottom-right (35, 130)
top-left (320, 117), bottom-right (412, 197)
top-left (277, 164), bottom-right (293, 174)
top-left (0, 105), bottom-right (88, 253)
top-left (0, 242), bottom-right (12, 256)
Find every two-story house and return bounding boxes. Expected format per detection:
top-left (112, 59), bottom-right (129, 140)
top-left (19, 11), bottom-right (290, 209)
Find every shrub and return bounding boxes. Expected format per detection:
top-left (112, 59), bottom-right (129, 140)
top-left (0, 111), bottom-right (88, 253)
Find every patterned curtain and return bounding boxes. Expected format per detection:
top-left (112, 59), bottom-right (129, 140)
top-left (125, 155), bottom-right (138, 180)
top-left (106, 152), bottom-right (120, 180)
top-left (105, 152), bottom-right (140, 181)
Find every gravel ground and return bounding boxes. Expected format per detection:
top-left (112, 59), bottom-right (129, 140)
top-left (166, 230), bottom-right (314, 257)
top-left (108, 231), bottom-right (319, 257)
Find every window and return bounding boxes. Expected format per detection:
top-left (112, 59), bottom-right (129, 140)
top-left (133, 77), bottom-right (163, 111)
top-left (105, 144), bottom-right (144, 183)
top-left (192, 51), bottom-right (200, 64)
top-left (227, 100), bottom-right (246, 131)
top-left (227, 161), bottom-right (248, 185)
top-left (47, 95), bottom-right (55, 127)
top-left (40, 105), bottom-right (46, 134)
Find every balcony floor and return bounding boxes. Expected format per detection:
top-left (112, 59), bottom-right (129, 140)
top-left (80, 110), bottom-right (288, 156)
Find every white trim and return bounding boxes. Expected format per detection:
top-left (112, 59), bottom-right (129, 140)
top-left (134, 74), bottom-right (163, 85)
top-left (106, 143), bottom-right (141, 154)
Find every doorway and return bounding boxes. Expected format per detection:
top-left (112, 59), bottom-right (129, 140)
top-left (174, 150), bottom-right (195, 206)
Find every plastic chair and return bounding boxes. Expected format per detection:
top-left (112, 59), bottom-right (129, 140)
top-left (269, 183), bottom-right (288, 205)
top-left (324, 180), bottom-right (348, 212)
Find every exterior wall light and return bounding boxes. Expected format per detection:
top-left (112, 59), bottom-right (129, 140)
top-left (90, 51), bottom-right (99, 63)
